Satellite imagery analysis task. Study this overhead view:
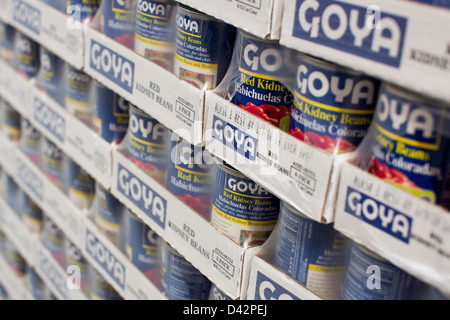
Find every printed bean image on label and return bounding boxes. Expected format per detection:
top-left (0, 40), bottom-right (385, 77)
top-left (225, 29), bottom-right (295, 132)
top-left (102, 0), bottom-right (135, 49)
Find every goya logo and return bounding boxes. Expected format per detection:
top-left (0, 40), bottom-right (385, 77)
top-left (137, 0), bottom-right (167, 18)
top-left (41, 50), bottom-right (55, 75)
top-left (38, 250), bottom-right (67, 299)
top-left (13, 0), bottom-right (41, 35)
top-left (375, 90), bottom-right (441, 150)
top-left (212, 115), bottom-right (258, 161)
top-left (90, 39), bottom-right (135, 93)
top-left (226, 175), bottom-right (270, 197)
top-left (239, 36), bottom-right (285, 77)
top-left (176, 13), bottom-right (201, 37)
top-left (16, 35), bottom-right (34, 55)
top-left (344, 186), bottom-right (412, 243)
top-left (67, 67), bottom-right (91, 85)
top-left (16, 156), bottom-right (43, 201)
top-left (33, 97), bottom-right (65, 143)
top-left (293, 0), bottom-right (407, 67)
top-left (296, 62), bottom-right (378, 107)
top-left (85, 229), bottom-right (125, 290)
top-left (117, 163), bottom-right (166, 229)
top-left (129, 112), bottom-right (165, 142)
top-left (254, 272), bottom-right (300, 300)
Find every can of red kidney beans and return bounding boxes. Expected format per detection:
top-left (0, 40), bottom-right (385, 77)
top-left (19, 118), bottom-right (42, 165)
top-left (166, 134), bottom-right (214, 219)
top-left (39, 46), bottom-right (65, 106)
top-left (102, 0), bottom-right (135, 48)
top-left (210, 161), bottom-right (279, 247)
top-left (289, 53), bottom-right (380, 154)
top-left (341, 241), bottom-right (430, 300)
top-left (41, 136), bottom-right (65, 190)
top-left (134, 0), bottom-right (176, 71)
top-left (127, 105), bottom-right (169, 183)
top-left (227, 29), bottom-right (294, 131)
top-left (65, 65), bottom-right (94, 126)
top-left (125, 209), bottom-right (161, 288)
top-left (0, 99), bottom-right (21, 141)
top-left (161, 241), bottom-right (211, 300)
top-left (65, 157), bottom-right (96, 211)
top-left (273, 201), bottom-right (349, 300)
top-left (15, 31), bottom-right (40, 79)
top-left (0, 21), bottom-right (16, 64)
top-left (174, 3), bottom-right (236, 90)
top-left (364, 83), bottom-right (450, 208)
top-left (93, 81), bottom-right (130, 145)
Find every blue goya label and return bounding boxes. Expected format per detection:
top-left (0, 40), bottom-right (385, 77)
top-left (341, 242), bottom-right (428, 300)
top-left (135, 0), bottom-right (176, 71)
top-left (1, 100), bottom-right (21, 139)
top-left (292, 0), bottom-right (407, 68)
top-left (94, 82), bottom-right (130, 144)
top-left (230, 30), bottom-right (294, 131)
top-left (366, 84), bottom-right (450, 207)
top-left (89, 39), bottom-right (135, 93)
top-left (67, 0), bottom-right (101, 24)
top-left (126, 211), bottom-right (160, 274)
top-left (166, 137), bottom-right (213, 217)
top-left (40, 47), bottom-right (65, 106)
top-left (273, 201), bottom-right (349, 300)
top-left (127, 106), bottom-right (168, 181)
top-left (90, 267), bottom-right (123, 300)
top-left (13, 0), bottom-right (41, 35)
top-left (6, 244), bottom-right (27, 277)
top-left (94, 183), bottom-right (126, 246)
top-left (211, 163), bottom-right (279, 247)
top-left (66, 158), bottom-right (96, 198)
top-left (65, 65), bottom-right (93, 120)
top-left (102, 0), bottom-right (134, 47)
top-left (41, 137), bottom-right (64, 187)
top-left (290, 54), bottom-right (379, 153)
top-left (161, 243), bottom-right (211, 300)
top-left (15, 32), bottom-right (40, 79)
top-left (174, 5), bottom-right (236, 90)
top-left (22, 192), bottom-right (44, 228)
top-left (20, 118), bottom-right (41, 159)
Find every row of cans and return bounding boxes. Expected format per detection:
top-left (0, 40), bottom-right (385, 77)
top-left (269, 200), bottom-right (449, 300)
top-left (127, 104), bottom-right (281, 247)
top-left (0, 22), bottom-right (130, 143)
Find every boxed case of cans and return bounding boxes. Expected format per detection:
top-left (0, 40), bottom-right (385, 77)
top-left (8, 0), bottom-right (84, 69)
top-left (280, 0), bottom-right (450, 106)
top-left (334, 82), bottom-right (450, 297)
top-left (83, 0), bottom-right (238, 146)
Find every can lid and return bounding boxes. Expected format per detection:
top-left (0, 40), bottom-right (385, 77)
top-left (214, 158), bottom-right (247, 178)
top-left (237, 28), bottom-right (279, 44)
top-left (177, 2), bottom-right (216, 21)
